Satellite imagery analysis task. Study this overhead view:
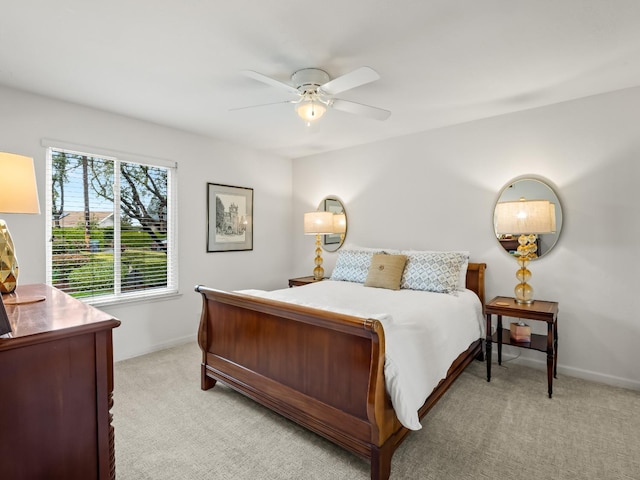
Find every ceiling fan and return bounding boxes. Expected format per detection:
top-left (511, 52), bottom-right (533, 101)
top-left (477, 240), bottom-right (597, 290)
top-left (233, 66), bottom-right (391, 124)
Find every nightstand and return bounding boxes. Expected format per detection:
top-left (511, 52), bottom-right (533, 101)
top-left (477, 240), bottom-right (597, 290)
top-left (485, 296), bottom-right (559, 398)
top-left (288, 276), bottom-right (325, 287)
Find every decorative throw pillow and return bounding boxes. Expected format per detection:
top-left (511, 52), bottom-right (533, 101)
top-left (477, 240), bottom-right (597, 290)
top-left (402, 250), bottom-right (470, 291)
top-left (401, 251), bottom-right (467, 293)
top-left (330, 249), bottom-right (382, 283)
top-left (364, 253), bottom-right (408, 290)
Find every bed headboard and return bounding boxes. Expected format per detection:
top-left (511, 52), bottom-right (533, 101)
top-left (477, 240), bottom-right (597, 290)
top-left (466, 263), bottom-right (487, 308)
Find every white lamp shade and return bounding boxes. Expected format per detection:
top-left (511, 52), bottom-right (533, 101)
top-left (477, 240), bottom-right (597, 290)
top-left (304, 211), bottom-right (334, 235)
top-left (333, 213), bottom-right (346, 234)
top-left (495, 199), bottom-right (553, 235)
top-left (0, 152), bottom-right (41, 214)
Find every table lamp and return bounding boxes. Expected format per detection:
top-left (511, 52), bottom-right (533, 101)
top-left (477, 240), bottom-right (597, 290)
top-left (0, 152), bottom-right (41, 296)
top-left (303, 211), bottom-right (334, 280)
top-left (495, 198), bottom-right (553, 304)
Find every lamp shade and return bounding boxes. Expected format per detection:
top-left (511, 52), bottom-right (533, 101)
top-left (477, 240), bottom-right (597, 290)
top-left (0, 152), bottom-right (40, 214)
top-left (296, 101), bottom-right (326, 122)
top-left (304, 211), bottom-right (334, 235)
top-left (495, 199), bottom-right (553, 235)
top-left (332, 213), bottom-right (346, 234)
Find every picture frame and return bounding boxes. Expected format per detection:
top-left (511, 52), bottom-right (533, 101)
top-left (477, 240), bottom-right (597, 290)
top-left (0, 295), bottom-right (11, 336)
top-left (207, 183), bottom-right (253, 252)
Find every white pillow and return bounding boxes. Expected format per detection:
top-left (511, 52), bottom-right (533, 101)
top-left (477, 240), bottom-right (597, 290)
top-left (400, 250), bottom-right (469, 293)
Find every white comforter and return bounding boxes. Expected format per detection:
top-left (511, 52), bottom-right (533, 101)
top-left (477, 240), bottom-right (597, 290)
top-left (237, 280), bottom-right (484, 430)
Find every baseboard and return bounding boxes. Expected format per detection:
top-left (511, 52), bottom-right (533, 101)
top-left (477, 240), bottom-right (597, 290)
top-left (501, 352), bottom-right (640, 391)
top-left (115, 335), bottom-right (194, 363)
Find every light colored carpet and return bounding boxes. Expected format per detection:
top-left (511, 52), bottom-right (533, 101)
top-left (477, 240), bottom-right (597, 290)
top-left (113, 342), bottom-right (640, 480)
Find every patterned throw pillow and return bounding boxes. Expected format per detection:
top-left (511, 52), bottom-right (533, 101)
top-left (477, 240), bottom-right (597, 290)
top-left (364, 253), bottom-right (408, 290)
top-left (400, 251), bottom-right (467, 293)
top-left (330, 249), bottom-right (382, 283)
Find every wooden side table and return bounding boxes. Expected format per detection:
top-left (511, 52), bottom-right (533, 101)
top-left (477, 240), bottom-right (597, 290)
top-left (288, 276), bottom-right (325, 287)
top-left (485, 296), bottom-right (559, 398)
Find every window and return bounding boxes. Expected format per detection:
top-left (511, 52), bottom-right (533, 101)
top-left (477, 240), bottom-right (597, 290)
top-left (46, 145), bottom-right (177, 304)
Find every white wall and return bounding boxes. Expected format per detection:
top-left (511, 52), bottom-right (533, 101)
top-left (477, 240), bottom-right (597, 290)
top-left (293, 86), bottom-right (640, 390)
top-left (4, 82), bottom-right (639, 389)
top-left (0, 86), bottom-right (293, 361)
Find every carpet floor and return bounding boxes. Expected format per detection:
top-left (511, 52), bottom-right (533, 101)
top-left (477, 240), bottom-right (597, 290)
top-left (113, 342), bottom-right (640, 479)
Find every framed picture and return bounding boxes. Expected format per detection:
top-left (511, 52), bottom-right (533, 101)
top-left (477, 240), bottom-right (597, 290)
top-left (0, 296), bottom-right (11, 336)
top-left (207, 183), bottom-right (253, 252)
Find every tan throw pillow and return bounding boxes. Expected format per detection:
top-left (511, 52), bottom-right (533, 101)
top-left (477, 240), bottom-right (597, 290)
top-left (364, 253), bottom-right (408, 290)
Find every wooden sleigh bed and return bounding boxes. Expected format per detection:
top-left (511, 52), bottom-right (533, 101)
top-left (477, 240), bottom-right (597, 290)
top-left (196, 262), bottom-right (486, 480)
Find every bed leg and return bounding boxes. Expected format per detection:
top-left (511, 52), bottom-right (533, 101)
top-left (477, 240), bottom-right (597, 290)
top-left (370, 442), bottom-right (393, 480)
top-left (201, 364), bottom-right (217, 391)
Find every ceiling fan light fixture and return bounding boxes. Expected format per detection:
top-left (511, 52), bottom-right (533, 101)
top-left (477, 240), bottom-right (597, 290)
top-left (239, 66), bottom-right (390, 122)
top-left (296, 100), bottom-right (326, 123)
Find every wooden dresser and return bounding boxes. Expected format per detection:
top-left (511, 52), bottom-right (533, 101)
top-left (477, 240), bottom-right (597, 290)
top-left (0, 284), bottom-right (121, 480)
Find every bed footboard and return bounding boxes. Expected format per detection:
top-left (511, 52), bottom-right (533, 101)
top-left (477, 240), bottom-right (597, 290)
top-left (196, 286), bottom-right (397, 478)
top-left (195, 263), bottom-right (485, 480)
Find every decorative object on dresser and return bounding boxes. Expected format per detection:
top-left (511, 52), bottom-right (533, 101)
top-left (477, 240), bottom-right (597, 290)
top-left (0, 152), bottom-right (41, 295)
top-left (303, 211), bottom-right (334, 280)
top-left (206, 183), bottom-right (253, 252)
top-left (196, 258), bottom-right (486, 480)
top-left (485, 296), bottom-right (559, 398)
top-left (0, 284), bottom-right (121, 479)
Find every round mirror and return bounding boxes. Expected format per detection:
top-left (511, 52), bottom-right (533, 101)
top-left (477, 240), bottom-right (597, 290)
top-left (493, 178), bottom-right (562, 258)
top-left (318, 196), bottom-right (347, 252)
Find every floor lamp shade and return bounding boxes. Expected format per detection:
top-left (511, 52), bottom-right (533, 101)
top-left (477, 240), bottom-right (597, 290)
top-left (0, 152), bottom-right (41, 294)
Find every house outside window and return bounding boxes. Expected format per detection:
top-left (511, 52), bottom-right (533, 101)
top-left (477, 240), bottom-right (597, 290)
top-left (45, 145), bottom-right (177, 304)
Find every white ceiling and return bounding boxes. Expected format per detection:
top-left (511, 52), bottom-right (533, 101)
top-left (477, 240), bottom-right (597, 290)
top-left (3, 0), bottom-right (640, 159)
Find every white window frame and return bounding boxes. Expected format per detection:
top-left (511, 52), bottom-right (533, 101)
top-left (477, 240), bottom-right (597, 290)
top-left (43, 139), bottom-right (179, 305)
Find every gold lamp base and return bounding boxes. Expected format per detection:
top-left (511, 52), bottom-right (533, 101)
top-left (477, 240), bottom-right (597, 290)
top-left (312, 233), bottom-right (324, 281)
top-left (514, 234), bottom-right (537, 305)
top-left (0, 219), bottom-right (19, 294)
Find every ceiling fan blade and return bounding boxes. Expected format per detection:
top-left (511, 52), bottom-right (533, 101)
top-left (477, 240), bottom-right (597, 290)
top-left (319, 66), bottom-right (380, 95)
top-left (330, 98), bottom-right (391, 121)
top-left (229, 99), bottom-right (297, 112)
top-left (241, 70), bottom-right (300, 96)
